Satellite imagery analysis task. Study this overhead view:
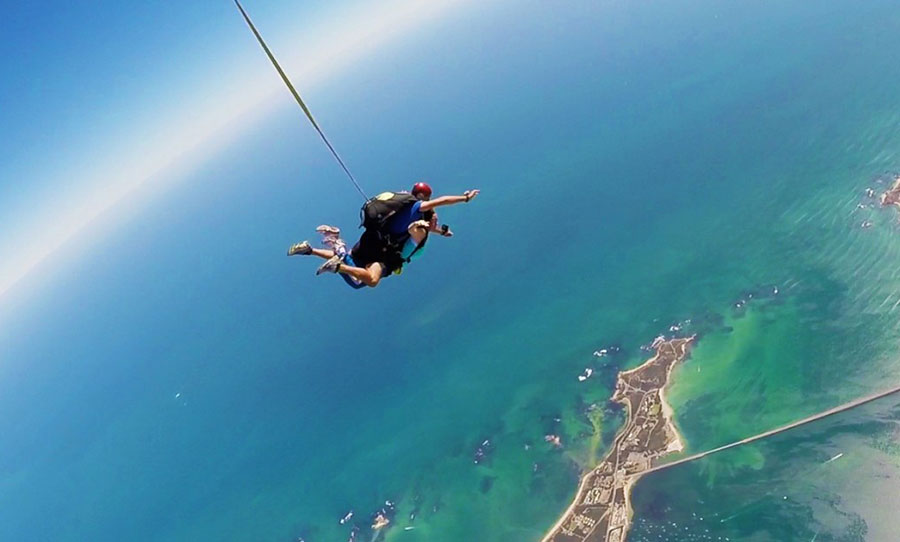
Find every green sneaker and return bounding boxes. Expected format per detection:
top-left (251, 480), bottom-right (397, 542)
top-left (287, 241), bottom-right (312, 256)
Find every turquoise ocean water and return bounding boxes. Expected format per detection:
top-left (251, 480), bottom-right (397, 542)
top-left (3, 1), bottom-right (900, 541)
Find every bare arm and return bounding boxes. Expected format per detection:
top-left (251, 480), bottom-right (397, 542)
top-left (429, 221), bottom-right (453, 238)
top-left (419, 189), bottom-right (479, 212)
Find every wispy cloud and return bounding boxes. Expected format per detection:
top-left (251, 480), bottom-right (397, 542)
top-left (1, 0), bottom-right (470, 301)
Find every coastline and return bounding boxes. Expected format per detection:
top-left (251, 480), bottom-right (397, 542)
top-left (657, 365), bottom-right (685, 455)
top-left (541, 336), bottom-right (695, 542)
top-left (879, 176), bottom-right (900, 209)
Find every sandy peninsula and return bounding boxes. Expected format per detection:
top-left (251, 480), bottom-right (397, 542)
top-left (542, 336), bottom-right (695, 542)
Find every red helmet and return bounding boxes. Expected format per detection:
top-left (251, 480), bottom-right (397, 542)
top-left (411, 182), bottom-right (432, 200)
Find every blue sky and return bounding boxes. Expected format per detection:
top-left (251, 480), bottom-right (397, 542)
top-left (3, 2), bottom-right (250, 191)
top-left (0, 0), bottom-right (474, 303)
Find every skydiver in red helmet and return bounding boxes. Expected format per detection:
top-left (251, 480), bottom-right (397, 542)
top-left (287, 182), bottom-right (480, 288)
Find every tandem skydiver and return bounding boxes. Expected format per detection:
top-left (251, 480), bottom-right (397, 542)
top-left (287, 182), bottom-right (480, 288)
top-left (234, 3), bottom-right (479, 289)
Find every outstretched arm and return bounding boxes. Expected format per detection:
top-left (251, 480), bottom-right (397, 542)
top-left (419, 189), bottom-right (479, 212)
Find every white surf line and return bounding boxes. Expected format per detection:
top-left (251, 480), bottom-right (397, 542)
top-left (823, 452), bottom-right (843, 464)
top-left (891, 296), bottom-right (900, 312)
